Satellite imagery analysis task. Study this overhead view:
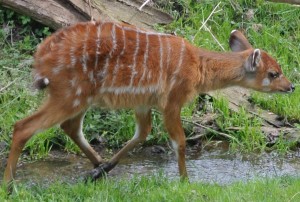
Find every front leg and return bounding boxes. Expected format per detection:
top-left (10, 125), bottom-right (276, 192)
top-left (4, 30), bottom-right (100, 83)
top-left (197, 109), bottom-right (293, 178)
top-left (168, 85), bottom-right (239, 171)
top-left (163, 105), bottom-right (188, 179)
top-left (88, 107), bottom-right (152, 180)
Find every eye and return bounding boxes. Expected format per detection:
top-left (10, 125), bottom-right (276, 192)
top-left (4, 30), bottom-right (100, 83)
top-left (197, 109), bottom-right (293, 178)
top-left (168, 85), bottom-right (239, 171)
top-left (268, 71), bottom-right (279, 79)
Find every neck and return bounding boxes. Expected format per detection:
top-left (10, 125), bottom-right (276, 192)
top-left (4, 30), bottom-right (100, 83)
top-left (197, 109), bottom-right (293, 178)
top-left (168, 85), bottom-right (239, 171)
top-left (196, 49), bottom-right (250, 92)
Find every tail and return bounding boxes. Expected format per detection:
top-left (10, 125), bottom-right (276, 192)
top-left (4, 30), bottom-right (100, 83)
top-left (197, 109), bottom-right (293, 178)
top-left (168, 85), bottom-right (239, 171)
top-left (34, 77), bottom-right (50, 90)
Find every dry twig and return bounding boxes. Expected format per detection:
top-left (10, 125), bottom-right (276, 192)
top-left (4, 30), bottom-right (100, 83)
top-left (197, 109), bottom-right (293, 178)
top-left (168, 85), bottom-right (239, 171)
top-left (139, 0), bottom-right (151, 11)
top-left (193, 2), bottom-right (222, 42)
top-left (180, 117), bottom-right (242, 146)
top-left (0, 79), bottom-right (18, 93)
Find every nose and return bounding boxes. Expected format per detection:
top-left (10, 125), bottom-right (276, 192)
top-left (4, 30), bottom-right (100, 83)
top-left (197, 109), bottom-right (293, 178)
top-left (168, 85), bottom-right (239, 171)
top-left (290, 84), bottom-right (295, 92)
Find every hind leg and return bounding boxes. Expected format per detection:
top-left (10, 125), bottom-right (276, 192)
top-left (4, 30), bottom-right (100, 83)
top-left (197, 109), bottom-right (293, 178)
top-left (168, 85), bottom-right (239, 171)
top-left (60, 112), bottom-right (103, 167)
top-left (3, 99), bottom-right (85, 186)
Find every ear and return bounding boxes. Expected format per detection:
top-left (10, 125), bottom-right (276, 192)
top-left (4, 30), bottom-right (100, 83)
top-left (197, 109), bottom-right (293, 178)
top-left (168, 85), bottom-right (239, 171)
top-left (229, 30), bottom-right (252, 52)
top-left (245, 49), bottom-right (261, 72)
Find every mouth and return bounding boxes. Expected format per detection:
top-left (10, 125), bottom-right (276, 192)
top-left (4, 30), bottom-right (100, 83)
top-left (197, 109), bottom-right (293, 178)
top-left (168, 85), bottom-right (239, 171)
top-left (279, 89), bottom-right (294, 93)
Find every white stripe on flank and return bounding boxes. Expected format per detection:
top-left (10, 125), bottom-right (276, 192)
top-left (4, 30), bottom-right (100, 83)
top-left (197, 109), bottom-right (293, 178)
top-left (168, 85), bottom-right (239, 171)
top-left (111, 57), bottom-right (120, 87)
top-left (53, 46), bottom-right (65, 74)
top-left (115, 24), bottom-right (170, 37)
top-left (100, 84), bottom-right (159, 95)
top-left (158, 35), bottom-right (163, 84)
top-left (120, 27), bottom-right (126, 55)
top-left (101, 57), bottom-right (110, 84)
top-left (58, 56), bottom-right (65, 67)
top-left (70, 46), bottom-right (77, 68)
top-left (70, 31), bottom-right (77, 68)
top-left (94, 22), bottom-right (103, 69)
top-left (129, 31), bottom-right (140, 87)
top-left (101, 24), bottom-right (117, 88)
top-left (138, 33), bottom-right (149, 86)
top-left (166, 37), bottom-right (171, 70)
top-left (111, 27), bottom-right (126, 87)
top-left (82, 25), bottom-right (90, 73)
top-left (88, 71), bottom-right (95, 83)
top-left (110, 24), bottom-right (117, 57)
top-left (169, 39), bottom-right (185, 90)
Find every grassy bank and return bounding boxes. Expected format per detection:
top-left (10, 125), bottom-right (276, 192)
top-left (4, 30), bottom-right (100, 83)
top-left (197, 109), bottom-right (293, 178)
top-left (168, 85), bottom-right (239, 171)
top-left (1, 175), bottom-right (300, 201)
top-left (1, 0), bottom-right (300, 157)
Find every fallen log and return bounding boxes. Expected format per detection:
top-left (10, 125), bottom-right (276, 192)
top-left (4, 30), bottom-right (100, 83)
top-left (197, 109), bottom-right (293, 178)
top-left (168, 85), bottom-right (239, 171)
top-left (0, 0), bottom-right (173, 30)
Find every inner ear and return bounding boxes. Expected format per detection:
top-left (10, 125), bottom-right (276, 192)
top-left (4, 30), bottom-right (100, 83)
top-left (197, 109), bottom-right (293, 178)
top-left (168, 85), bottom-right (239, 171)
top-left (246, 49), bottom-right (261, 72)
top-left (229, 30), bottom-right (253, 52)
top-left (252, 49), bottom-right (261, 67)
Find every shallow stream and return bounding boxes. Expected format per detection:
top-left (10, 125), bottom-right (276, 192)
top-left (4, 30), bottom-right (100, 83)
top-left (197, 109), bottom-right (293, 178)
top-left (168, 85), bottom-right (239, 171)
top-left (1, 141), bottom-right (300, 186)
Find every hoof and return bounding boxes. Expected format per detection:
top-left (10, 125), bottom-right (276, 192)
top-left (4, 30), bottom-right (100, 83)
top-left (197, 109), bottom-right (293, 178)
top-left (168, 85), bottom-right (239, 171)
top-left (84, 162), bottom-right (114, 182)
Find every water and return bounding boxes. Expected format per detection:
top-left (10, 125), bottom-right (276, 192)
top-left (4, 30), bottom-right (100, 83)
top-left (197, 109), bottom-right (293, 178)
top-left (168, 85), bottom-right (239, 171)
top-left (1, 142), bottom-right (300, 185)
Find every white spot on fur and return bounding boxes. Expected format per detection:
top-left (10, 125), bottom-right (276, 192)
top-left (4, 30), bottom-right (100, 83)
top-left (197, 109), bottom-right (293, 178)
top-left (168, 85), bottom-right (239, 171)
top-left (44, 78), bottom-right (49, 85)
top-left (70, 78), bottom-right (77, 87)
top-left (76, 87), bottom-right (82, 96)
top-left (262, 78), bottom-right (270, 87)
top-left (73, 99), bottom-right (80, 107)
top-left (231, 29), bottom-right (237, 34)
top-left (52, 66), bottom-right (62, 75)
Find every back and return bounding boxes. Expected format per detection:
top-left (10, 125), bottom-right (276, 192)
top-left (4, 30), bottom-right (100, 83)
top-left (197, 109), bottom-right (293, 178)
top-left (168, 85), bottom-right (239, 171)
top-left (33, 21), bottom-right (194, 109)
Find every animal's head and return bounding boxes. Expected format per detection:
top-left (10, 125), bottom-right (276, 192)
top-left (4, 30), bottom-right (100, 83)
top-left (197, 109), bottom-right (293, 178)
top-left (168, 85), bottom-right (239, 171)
top-left (229, 30), bottom-right (295, 93)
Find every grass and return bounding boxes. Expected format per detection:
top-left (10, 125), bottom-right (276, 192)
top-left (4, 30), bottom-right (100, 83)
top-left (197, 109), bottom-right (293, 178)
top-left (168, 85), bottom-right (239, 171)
top-left (1, 174), bottom-right (300, 201)
top-left (1, 1), bottom-right (300, 201)
top-left (0, 0), bottom-right (300, 157)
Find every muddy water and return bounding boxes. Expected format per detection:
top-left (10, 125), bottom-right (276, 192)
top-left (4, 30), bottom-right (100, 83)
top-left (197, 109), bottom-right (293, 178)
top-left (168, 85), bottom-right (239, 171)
top-left (1, 142), bottom-right (300, 186)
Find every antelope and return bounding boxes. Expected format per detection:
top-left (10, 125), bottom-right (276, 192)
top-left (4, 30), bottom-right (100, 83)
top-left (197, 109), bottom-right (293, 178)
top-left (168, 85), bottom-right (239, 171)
top-left (3, 20), bottom-right (294, 188)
